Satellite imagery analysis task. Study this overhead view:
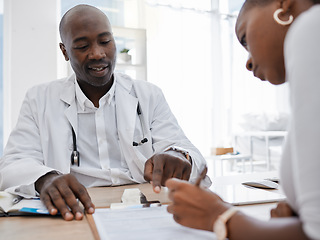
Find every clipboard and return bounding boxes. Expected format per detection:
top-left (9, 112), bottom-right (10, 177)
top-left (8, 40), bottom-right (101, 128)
top-left (86, 188), bottom-right (162, 240)
top-left (89, 206), bottom-right (215, 240)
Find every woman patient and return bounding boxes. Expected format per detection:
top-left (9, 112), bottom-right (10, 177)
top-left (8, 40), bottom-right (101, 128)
top-left (165, 0), bottom-right (320, 239)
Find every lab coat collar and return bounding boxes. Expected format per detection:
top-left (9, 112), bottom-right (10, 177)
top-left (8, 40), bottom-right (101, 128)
top-left (74, 75), bottom-right (117, 111)
top-left (60, 74), bottom-right (77, 105)
top-left (59, 72), bottom-right (135, 105)
top-left (59, 74), bottom-right (119, 134)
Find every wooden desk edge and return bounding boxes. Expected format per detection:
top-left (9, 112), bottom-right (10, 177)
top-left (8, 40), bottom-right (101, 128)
top-left (86, 213), bottom-right (100, 240)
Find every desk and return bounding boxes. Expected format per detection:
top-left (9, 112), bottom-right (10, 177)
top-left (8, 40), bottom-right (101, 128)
top-left (0, 183), bottom-right (169, 240)
top-left (0, 174), bottom-right (280, 240)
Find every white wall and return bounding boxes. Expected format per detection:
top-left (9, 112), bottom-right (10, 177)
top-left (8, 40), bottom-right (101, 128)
top-left (3, 0), bottom-right (61, 144)
top-left (144, 3), bottom-right (215, 156)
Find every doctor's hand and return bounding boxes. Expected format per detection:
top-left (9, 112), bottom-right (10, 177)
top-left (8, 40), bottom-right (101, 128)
top-left (144, 151), bottom-right (192, 193)
top-left (35, 172), bottom-right (95, 221)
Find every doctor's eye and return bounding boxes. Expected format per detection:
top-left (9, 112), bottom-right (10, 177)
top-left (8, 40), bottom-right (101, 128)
top-left (101, 40), bottom-right (111, 45)
top-left (74, 45), bottom-right (89, 50)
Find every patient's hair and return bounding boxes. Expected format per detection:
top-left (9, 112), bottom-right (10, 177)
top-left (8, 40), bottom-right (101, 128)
top-left (243, 0), bottom-right (320, 9)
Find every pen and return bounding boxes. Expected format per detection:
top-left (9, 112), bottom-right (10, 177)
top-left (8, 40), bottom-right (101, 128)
top-left (195, 165), bottom-right (208, 187)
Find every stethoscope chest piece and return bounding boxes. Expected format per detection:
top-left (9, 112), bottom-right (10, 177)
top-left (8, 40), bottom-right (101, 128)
top-left (71, 150), bottom-right (80, 166)
top-left (71, 127), bottom-right (80, 166)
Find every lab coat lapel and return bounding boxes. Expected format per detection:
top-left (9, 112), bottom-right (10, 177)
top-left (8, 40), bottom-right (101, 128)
top-left (115, 81), bottom-right (138, 148)
top-left (115, 77), bottom-right (145, 180)
top-left (60, 75), bottom-right (78, 134)
top-left (63, 102), bottom-right (78, 134)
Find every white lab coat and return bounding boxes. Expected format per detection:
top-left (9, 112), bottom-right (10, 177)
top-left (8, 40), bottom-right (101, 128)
top-left (0, 73), bottom-right (208, 197)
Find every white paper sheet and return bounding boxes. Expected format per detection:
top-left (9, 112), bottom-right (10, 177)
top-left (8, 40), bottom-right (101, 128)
top-left (93, 205), bottom-right (216, 240)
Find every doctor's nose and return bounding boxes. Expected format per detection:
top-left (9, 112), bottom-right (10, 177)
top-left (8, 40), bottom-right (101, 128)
top-left (246, 54), bottom-right (253, 71)
top-left (89, 45), bottom-right (106, 60)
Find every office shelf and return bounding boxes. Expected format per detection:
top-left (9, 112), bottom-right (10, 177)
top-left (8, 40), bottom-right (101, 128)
top-left (113, 26), bottom-right (147, 81)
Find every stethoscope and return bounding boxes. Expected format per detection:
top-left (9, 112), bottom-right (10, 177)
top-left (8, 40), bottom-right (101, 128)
top-left (71, 103), bottom-right (148, 166)
top-left (132, 103), bottom-right (149, 146)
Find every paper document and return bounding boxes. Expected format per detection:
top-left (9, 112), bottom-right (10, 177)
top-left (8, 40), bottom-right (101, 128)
top-left (93, 205), bottom-right (216, 240)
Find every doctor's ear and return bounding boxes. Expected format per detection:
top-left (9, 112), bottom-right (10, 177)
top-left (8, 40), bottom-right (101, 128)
top-left (59, 43), bottom-right (69, 61)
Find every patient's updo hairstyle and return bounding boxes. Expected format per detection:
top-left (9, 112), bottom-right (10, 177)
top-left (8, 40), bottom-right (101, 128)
top-left (242, 0), bottom-right (320, 10)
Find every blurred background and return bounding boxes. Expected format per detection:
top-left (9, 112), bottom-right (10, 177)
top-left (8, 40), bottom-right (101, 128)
top-left (0, 0), bottom-right (290, 177)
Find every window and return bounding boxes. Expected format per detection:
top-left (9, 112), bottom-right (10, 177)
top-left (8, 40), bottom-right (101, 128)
top-left (144, 0), bottom-right (213, 155)
top-left (61, 0), bottom-right (125, 26)
top-left (60, 0), bottom-right (141, 27)
top-left (217, 0), bottom-right (290, 142)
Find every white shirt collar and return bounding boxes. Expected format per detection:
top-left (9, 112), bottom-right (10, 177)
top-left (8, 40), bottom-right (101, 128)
top-left (74, 76), bottom-right (116, 111)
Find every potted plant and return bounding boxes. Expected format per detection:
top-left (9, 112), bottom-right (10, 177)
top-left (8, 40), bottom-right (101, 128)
top-left (118, 48), bottom-right (131, 63)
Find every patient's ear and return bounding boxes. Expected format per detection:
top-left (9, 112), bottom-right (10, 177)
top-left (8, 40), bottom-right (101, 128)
top-left (280, 0), bottom-right (294, 15)
top-left (59, 43), bottom-right (69, 61)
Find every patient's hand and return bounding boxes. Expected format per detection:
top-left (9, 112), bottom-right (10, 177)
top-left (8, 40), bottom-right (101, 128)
top-left (270, 201), bottom-right (296, 218)
top-left (166, 178), bottom-right (231, 231)
top-left (35, 172), bottom-right (95, 221)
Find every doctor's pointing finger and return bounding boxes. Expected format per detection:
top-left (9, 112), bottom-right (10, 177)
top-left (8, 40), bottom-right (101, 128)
top-left (144, 149), bottom-right (192, 193)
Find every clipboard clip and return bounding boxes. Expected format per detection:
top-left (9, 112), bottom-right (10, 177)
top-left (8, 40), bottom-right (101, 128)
top-left (110, 188), bottom-right (161, 210)
top-left (140, 192), bottom-right (160, 205)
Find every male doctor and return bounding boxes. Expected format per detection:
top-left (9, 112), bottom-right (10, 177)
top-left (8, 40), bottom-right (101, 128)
top-left (0, 4), bottom-right (209, 221)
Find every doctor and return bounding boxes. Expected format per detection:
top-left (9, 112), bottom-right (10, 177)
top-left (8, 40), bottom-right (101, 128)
top-left (0, 4), bottom-right (209, 221)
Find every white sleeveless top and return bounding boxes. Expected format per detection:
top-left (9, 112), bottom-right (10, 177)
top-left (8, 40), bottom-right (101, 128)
top-left (281, 5), bottom-right (320, 239)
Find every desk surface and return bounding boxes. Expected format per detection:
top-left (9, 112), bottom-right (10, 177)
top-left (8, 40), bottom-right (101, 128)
top-left (0, 183), bottom-right (169, 240)
top-left (0, 174), bottom-right (279, 240)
